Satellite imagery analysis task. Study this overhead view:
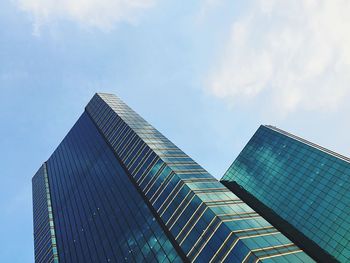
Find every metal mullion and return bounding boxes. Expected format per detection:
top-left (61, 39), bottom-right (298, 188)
top-left (99, 110), bottom-right (114, 132)
top-left (43, 166), bottom-right (59, 261)
top-left (104, 114), bottom-right (121, 139)
top-left (209, 231), bottom-right (239, 263)
top-left (149, 172), bottom-right (175, 203)
top-left (65, 123), bottom-right (98, 262)
top-left (54, 143), bottom-right (78, 262)
top-left (112, 123), bottom-right (130, 149)
top-left (213, 229), bottom-right (281, 263)
top-left (124, 143), bottom-right (147, 170)
top-left (86, 98), bottom-right (102, 121)
top-left (158, 154), bottom-right (189, 158)
top-left (173, 170), bottom-right (208, 174)
top-left (176, 203), bottom-right (207, 244)
top-left (87, 97), bottom-right (189, 262)
top-left (192, 187), bottom-right (231, 194)
top-left (70, 119), bottom-right (112, 260)
top-left (164, 190), bottom-right (195, 226)
top-left (218, 211), bottom-right (258, 219)
top-left (143, 164), bottom-right (167, 194)
top-left (149, 171), bottom-right (177, 205)
top-left (199, 199), bottom-right (244, 208)
top-left (133, 154), bottom-right (157, 183)
top-left (167, 194), bottom-right (196, 230)
top-left (51, 146), bottom-right (74, 262)
top-left (109, 122), bottom-right (128, 148)
top-left (101, 154), bottom-right (151, 262)
top-left (118, 132), bottom-right (138, 158)
top-left (137, 159), bottom-right (163, 186)
top-left (86, 150), bottom-right (138, 261)
top-left (114, 125), bottom-right (132, 152)
top-left (254, 248), bottom-right (302, 262)
top-left (156, 180), bottom-right (185, 215)
top-left (77, 118), bottom-right (123, 261)
top-left (127, 146), bottom-right (151, 174)
top-left (109, 121), bottom-right (128, 148)
top-left (181, 178), bottom-right (218, 183)
top-left (240, 230), bottom-right (280, 240)
top-left (242, 243), bottom-right (296, 263)
top-left (94, 103), bottom-right (109, 127)
top-left (169, 162), bottom-right (203, 166)
top-left (121, 136), bottom-right (143, 162)
top-left (187, 216), bottom-right (222, 260)
top-left (122, 133), bottom-right (141, 159)
top-left (84, 116), bottom-right (139, 260)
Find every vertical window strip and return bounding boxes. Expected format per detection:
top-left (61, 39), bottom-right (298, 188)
top-left (43, 163), bottom-right (60, 263)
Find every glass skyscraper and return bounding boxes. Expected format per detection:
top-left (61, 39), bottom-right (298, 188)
top-left (32, 93), bottom-right (314, 262)
top-left (222, 125), bottom-right (349, 262)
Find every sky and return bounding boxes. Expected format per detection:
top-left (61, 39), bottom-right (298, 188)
top-left (1, 0), bottom-right (350, 261)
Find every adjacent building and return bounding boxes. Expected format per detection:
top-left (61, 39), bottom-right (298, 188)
top-left (221, 125), bottom-right (349, 262)
top-left (32, 94), bottom-right (314, 262)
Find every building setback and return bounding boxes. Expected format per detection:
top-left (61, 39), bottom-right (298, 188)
top-left (221, 125), bottom-right (349, 262)
top-left (32, 93), bottom-right (314, 262)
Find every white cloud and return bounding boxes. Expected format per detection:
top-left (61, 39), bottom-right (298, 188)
top-left (206, 0), bottom-right (350, 115)
top-left (195, 0), bottom-right (223, 24)
top-left (16, 0), bottom-right (155, 34)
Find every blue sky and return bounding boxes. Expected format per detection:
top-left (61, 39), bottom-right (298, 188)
top-left (1, 0), bottom-right (350, 261)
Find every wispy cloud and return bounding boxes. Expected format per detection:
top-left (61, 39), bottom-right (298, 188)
top-left (16, 0), bottom-right (155, 35)
top-left (206, 0), bottom-right (350, 115)
top-left (195, 0), bottom-right (223, 24)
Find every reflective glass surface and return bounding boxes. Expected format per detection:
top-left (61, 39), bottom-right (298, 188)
top-left (32, 164), bottom-right (59, 263)
top-left (46, 112), bottom-right (181, 262)
top-left (222, 125), bottom-right (350, 262)
top-left (84, 93), bottom-right (314, 262)
top-left (34, 93), bottom-right (315, 263)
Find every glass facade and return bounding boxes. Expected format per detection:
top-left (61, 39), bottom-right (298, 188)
top-left (46, 112), bottom-right (181, 262)
top-left (33, 93), bottom-right (314, 262)
top-left (222, 125), bottom-right (350, 262)
top-left (32, 163), bottom-right (59, 263)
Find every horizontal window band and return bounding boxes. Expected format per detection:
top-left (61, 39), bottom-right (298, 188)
top-left (256, 249), bottom-right (303, 262)
top-left (150, 176), bottom-right (216, 203)
top-left (243, 243), bottom-right (300, 263)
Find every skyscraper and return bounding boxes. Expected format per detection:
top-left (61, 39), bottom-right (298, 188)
top-left (33, 93), bottom-right (314, 262)
top-left (221, 125), bottom-right (349, 262)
